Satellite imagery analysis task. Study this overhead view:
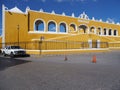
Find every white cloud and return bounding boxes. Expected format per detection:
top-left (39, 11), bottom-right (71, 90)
top-left (92, 0), bottom-right (98, 2)
top-left (41, 0), bottom-right (46, 2)
top-left (107, 18), bottom-right (115, 23)
top-left (51, 27), bottom-right (56, 31)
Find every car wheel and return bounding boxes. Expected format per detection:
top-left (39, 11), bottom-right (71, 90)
top-left (3, 52), bottom-right (6, 57)
top-left (0, 50), bottom-right (2, 54)
top-left (10, 52), bottom-right (14, 58)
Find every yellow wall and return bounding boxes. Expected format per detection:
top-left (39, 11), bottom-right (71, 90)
top-left (5, 12), bottom-right (28, 43)
top-left (0, 37), bottom-right (2, 48)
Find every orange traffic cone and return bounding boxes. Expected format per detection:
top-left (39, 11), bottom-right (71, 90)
top-left (92, 55), bottom-right (97, 63)
top-left (64, 55), bottom-right (68, 61)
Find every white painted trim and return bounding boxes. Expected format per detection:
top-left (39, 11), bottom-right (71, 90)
top-left (88, 39), bottom-right (92, 48)
top-left (5, 10), bottom-right (26, 15)
top-left (111, 29), bottom-right (114, 36)
top-left (8, 6), bottom-right (24, 14)
top-left (106, 29), bottom-right (109, 36)
top-left (26, 48), bottom-right (109, 52)
top-left (33, 18), bottom-right (46, 32)
top-left (47, 20), bottom-right (57, 33)
top-left (28, 31), bottom-right (68, 34)
top-left (116, 30), bottom-right (118, 36)
top-left (97, 40), bottom-right (100, 48)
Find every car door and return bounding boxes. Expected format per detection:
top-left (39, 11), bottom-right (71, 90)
top-left (7, 46), bottom-right (11, 55)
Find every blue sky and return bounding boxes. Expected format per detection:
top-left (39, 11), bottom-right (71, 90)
top-left (0, 0), bottom-right (120, 35)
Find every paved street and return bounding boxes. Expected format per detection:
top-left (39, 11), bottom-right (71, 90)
top-left (0, 51), bottom-right (120, 90)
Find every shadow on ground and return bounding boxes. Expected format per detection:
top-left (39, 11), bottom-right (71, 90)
top-left (0, 56), bottom-right (31, 71)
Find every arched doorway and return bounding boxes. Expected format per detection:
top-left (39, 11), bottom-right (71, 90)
top-left (108, 29), bottom-right (112, 36)
top-left (103, 28), bottom-right (107, 35)
top-left (70, 24), bottom-right (76, 32)
top-left (90, 27), bottom-right (96, 34)
top-left (79, 25), bottom-right (88, 34)
top-left (97, 27), bottom-right (102, 35)
top-left (114, 30), bottom-right (118, 36)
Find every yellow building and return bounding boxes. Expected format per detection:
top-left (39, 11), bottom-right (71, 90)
top-left (1, 5), bottom-right (120, 54)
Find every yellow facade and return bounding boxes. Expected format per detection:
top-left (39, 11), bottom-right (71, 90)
top-left (1, 5), bottom-right (120, 54)
top-left (5, 12), bottom-right (28, 43)
top-left (4, 10), bottom-right (120, 42)
top-left (5, 11), bottom-right (120, 42)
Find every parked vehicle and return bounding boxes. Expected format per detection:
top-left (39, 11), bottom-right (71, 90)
top-left (1, 46), bottom-right (26, 58)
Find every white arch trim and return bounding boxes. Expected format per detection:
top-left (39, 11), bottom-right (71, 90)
top-left (33, 18), bottom-right (46, 32)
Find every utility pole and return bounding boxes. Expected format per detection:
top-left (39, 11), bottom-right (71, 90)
top-left (17, 25), bottom-right (19, 46)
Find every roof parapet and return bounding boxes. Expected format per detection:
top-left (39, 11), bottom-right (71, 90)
top-left (3, 5), bottom-right (120, 25)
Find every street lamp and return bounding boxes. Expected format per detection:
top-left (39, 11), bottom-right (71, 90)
top-left (39, 36), bottom-right (44, 55)
top-left (17, 25), bottom-right (19, 46)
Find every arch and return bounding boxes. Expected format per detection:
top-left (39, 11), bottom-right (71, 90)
top-left (59, 22), bottom-right (67, 33)
top-left (79, 25), bottom-right (88, 34)
top-left (69, 23), bottom-right (76, 32)
top-left (103, 28), bottom-right (107, 35)
top-left (108, 29), bottom-right (112, 35)
top-left (90, 26), bottom-right (96, 34)
top-left (114, 30), bottom-right (118, 36)
top-left (48, 21), bottom-right (57, 32)
top-left (97, 27), bottom-right (102, 35)
top-left (34, 19), bottom-right (45, 31)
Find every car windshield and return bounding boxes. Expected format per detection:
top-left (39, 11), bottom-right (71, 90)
top-left (11, 46), bottom-right (21, 49)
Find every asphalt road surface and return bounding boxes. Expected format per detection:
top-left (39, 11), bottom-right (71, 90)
top-left (0, 51), bottom-right (120, 90)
